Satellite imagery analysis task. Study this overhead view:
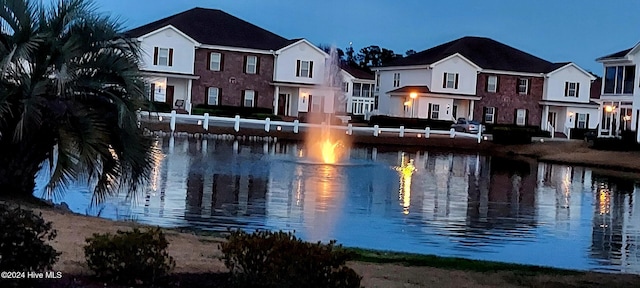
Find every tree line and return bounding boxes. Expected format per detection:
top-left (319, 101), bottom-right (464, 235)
top-left (319, 44), bottom-right (418, 72)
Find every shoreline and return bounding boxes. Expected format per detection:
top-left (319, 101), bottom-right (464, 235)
top-left (4, 201), bottom-right (639, 287)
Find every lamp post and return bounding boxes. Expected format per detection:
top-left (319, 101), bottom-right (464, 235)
top-left (410, 92), bottom-right (417, 118)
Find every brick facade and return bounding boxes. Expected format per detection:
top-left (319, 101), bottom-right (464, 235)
top-left (192, 49), bottom-right (275, 110)
top-left (474, 73), bottom-right (544, 127)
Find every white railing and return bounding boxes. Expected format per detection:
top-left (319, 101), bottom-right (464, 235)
top-left (138, 110), bottom-right (483, 143)
top-left (547, 121), bottom-right (555, 139)
top-left (563, 125), bottom-right (571, 139)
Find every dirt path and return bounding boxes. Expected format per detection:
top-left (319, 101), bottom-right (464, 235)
top-left (32, 208), bottom-right (640, 288)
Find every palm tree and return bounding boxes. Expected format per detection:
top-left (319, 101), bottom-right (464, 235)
top-left (0, 0), bottom-right (156, 203)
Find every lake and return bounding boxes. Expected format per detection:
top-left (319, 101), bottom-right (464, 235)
top-left (36, 136), bottom-right (640, 274)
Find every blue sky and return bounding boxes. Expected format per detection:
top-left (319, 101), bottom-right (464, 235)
top-left (98, 0), bottom-right (640, 75)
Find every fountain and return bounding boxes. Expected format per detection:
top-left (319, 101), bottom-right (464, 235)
top-left (303, 46), bottom-right (351, 165)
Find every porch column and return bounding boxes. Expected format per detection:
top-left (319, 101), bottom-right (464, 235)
top-left (542, 105), bottom-right (549, 131)
top-left (186, 79), bottom-right (193, 114)
top-left (597, 104), bottom-right (603, 136)
top-left (616, 101), bottom-right (622, 136)
top-left (469, 100), bottom-right (475, 120)
top-left (273, 86), bottom-right (280, 115)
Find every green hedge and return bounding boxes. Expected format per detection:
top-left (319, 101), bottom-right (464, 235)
top-left (193, 104), bottom-right (273, 117)
top-left (142, 101), bottom-right (172, 113)
top-left (369, 115), bottom-right (453, 130)
top-left (491, 125), bottom-right (536, 145)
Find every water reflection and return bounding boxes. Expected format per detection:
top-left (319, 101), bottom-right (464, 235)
top-left (37, 136), bottom-right (640, 274)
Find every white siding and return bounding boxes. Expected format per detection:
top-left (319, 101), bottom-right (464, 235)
top-left (139, 27), bottom-right (196, 74)
top-left (429, 55), bottom-right (479, 95)
top-left (377, 68), bottom-right (431, 115)
top-left (545, 65), bottom-right (592, 103)
top-left (275, 41), bottom-right (327, 85)
top-left (416, 98), bottom-right (454, 120)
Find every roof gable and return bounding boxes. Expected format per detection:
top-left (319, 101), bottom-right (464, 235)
top-left (136, 25), bottom-right (199, 45)
top-left (127, 7), bottom-right (290, 51)
top-left (384, 36), bottom-right (552, 73)
top-left (276, 39), bottom-right (329, 57)
top-left (429, 53), bottom-right (482, 70)
top-left (546, 62), bottom-right (596, 80)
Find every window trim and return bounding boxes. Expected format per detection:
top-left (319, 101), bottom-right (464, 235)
top-left (444, 72), bottom-right (458, 89)
top-left (154, 47), bottom-right (173, 67)
top-left (484, 107), bottom-right (495, 124)
top-left (430, 104), bottom-right (440, 119)
top-left (296, 60), bottom-right (313, 78)
top-left (245, 55), bottom-right (258, 74)
top-left (243, 90), bottom-right (255, 107)
top-left (516, 109), bottom-right (527, 126)
top-left (517, 78), bottom-right (529, 95)
top-left (487, 75), bottom-right (498, 93)
top-left (209, 52), bottom-right (222, 71)
top-left (207, 87), bottom-right (219, 105)
top-left (565, 82), bottom-right (579, 97)
top-left (576, 113), bottom-right (587, 129)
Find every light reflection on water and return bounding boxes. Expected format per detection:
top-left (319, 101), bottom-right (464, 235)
top-left (35, 137), bottom-right (640, 274)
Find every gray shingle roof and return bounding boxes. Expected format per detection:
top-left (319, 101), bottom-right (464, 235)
top-left (126, 7), bottom-right (290, 50)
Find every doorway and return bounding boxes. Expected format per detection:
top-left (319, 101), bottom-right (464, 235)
top-left (166, 85), bottom-right (175, 108)
top-left (277, 93), bottom-right (289, 116)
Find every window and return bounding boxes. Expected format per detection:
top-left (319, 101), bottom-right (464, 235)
top-left (243, 90), bottom-right (255, 107)
top-left (296, 60), bottom-right (313, 78)
top-left (342, 82), bottom-right (349, 92)
top-left (484, 107), bottom-right (495, 123)
top-left (245, 56), bottom-right (258, 74)
top-left (352, 83), bottom-right (362, 97)
top-left (487, 75), bottom-right (498, 92)
top-left (443, 72), bottom-right (458, 89)
top-left (603, 65), bottom-right (635, 94)
top-left (576, 113), bottom-right (587, 129)
top-left (429, 104), bottom-right (440, 119)
top-left (516, 109), bottom-right (527, 126)
top-left (209, 52), bottom-right (222, 71)
top-left (207, 87), bottom-right (219, 105)
top-left (564, 82), bottom-right (579, 97)
top-left (310, 95), bottom-right (322, 112)
top-left (393, 73), bottom-right (400, 87)
top-left (375, 72), bottom-right (380, 91)
top-left (154, 47), bottom-right (173, 66)
top-left (517, 78), bottom-right (529, 94)
top-left (362, 84), bottom-right (372, 97)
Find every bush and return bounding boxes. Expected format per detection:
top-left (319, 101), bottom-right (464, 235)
top-left (491, 125), bottom-right (535, 145)
top-left (193, 104), bottom-right (273, 117)
top-left (591, 137), bottom-right (640, 151)
top-left (369, 115), bottom-right (453, 130)
top-left (0, 204), bottom-right (59, 273)
top-left (220, 230), bottom-right (362, 288)
top-left (84, 227), bottom-right (175, 285)
top-left (141, 101), bottom-right (172, 113)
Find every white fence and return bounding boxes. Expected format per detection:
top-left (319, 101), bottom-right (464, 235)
top-left (138, 111), bottom-right (484, 143)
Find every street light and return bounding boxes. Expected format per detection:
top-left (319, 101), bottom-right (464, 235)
top-left (409, 92), bottom-right (417, 118)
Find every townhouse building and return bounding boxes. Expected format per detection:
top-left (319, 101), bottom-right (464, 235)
top-left (127, 7), bottom-right (364, 120)
top-left (374, 37), bottom-right (597, 137)
top-left (595, 43), bottom-right (640, 141)
top-left (340, 64), bottom-right (376, 115)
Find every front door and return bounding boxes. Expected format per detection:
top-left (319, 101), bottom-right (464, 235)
top-left (277, 93), bottom-right (288, 116)
top-left (166, 85), bottom-right (175, 108)
top-left (548, 112), bottom-right (557, 130)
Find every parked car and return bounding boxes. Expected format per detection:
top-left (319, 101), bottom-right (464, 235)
top-left (451, 118), bottom-right (485, 133)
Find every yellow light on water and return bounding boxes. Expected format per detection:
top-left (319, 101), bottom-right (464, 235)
top-left (321, 139), bottom-right (341, 164)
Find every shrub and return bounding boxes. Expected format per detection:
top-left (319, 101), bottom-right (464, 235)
top-left (491, 125), bottom-right (535, 145)
top-left (193, 104), bottom-right (273, 117)
top-left (84, 227), bottom-right (175, 285)
top-left (140, 101), bottom-right (173, 113)
top-left (0, 204), bottom-right (59, 273)
top-left (220, 230), bottom-right (362, 288)
top-left (369, 115), bottom-right (453, 130)
top-left (591, 137), bottom-right (640, 151)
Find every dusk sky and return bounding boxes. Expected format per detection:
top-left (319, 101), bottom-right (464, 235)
top-left (98, 0), bottom-right (640, 75)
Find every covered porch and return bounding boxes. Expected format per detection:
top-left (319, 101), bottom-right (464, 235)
top-left (388, 86), bottom-right (480, 121)
top-left (272, 82), bottom-right (341, 119)
top-left (540, 100), bottom-right (599, 138)
top-left (143, 71), bottom-right (199, 114)
top-left (596, 100), bottom-right (636, 138)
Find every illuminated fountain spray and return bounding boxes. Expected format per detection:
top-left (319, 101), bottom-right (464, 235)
top-left (304, 46), bottom-right (350, 164)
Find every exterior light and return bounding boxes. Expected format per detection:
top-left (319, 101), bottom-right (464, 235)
top-left (410, 92), bottom-right (418, 99)
top-left (568, 112), bottom-right (574, 116)
top-left (197, 120), bottom-right (202, 125)
top-left (417, 134), bottom-right (422, 138)
top-left (624, 115), bottom-right (631, 121)
top-left (277, 126), bottom-right (282, 131)
top-left (404, 101), bottom-right (411, 106)
top-left (605, 105), bottom-right (615, 113)
top-left (158, 116), bottom-right (163, 121)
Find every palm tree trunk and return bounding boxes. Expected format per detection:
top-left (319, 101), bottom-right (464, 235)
top-left (0, 133), bottom-right (53, 200)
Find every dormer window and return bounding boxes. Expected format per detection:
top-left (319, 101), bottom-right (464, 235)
top-left (443, 72), bottom-right (459, 89)
top-left (153, 47), bottom-right (173, 66)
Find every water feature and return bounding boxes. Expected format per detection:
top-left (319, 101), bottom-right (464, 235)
top-left (36, 137), bottom-right (640, 274)
top-left (303, 46), bottom-right (350, 165)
